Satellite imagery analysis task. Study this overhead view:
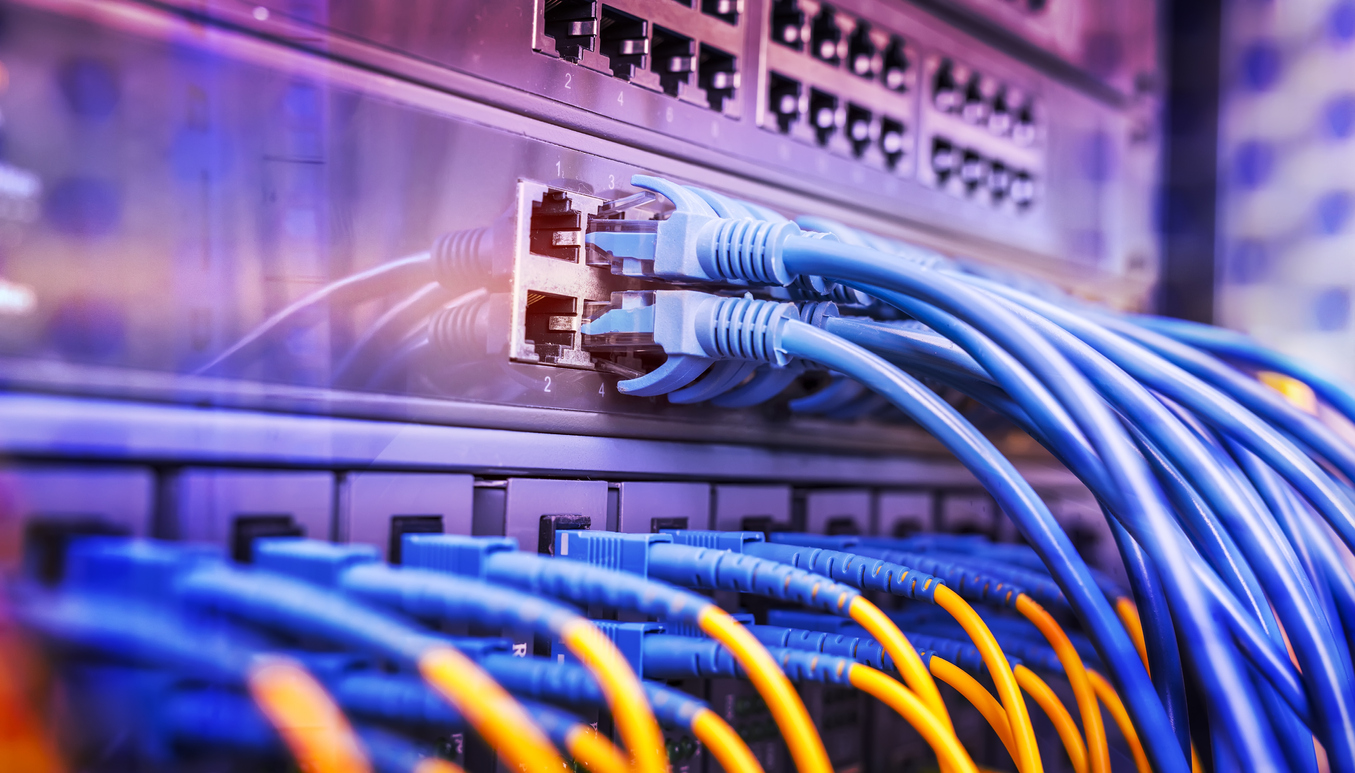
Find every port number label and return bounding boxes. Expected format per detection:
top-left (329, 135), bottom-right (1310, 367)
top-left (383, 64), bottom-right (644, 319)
top-left (608, 174), bottom-right (616, 189)
top-left (599, 383), bottom-right (606, 396)
top-left (564, 73), bottom-right (572, 90)
top-left (617, 91), bottom-right (624, 107)
top-left (544, 376), bottom-right (552, 393)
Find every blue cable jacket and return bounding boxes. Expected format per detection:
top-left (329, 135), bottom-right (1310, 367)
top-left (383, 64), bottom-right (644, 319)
top-left (823, 299), bottom-right (1192, 742)
top-left (640, 634), bottom-right (856, 685)
top-left (848, 281), bottom-right (1284, 764)
top-left (330, 672), bottom-right (464, 731)
top-left (739, 541), bottom-right (942, 601)
top-left (338, 563), bottom-right (583, 636)
top-left (480, 551), bottom-right (713, 626)
top-left (173, 566), bottom-right (440, 665)
top-left (476, 653), bottom-right (703, 731)
top-left (977, 280), bottom-right (1353, 761)
top-left (645, 542), bottom-right (861, 614)
top-left (1132, 314), bottom-right (1355, 427)
top-left (161, 688), bottom-right (439, 773)
top-left (777, 240), bottom-right (1258, 771)
top-left (1102, 311), bottom-right (1355, 516)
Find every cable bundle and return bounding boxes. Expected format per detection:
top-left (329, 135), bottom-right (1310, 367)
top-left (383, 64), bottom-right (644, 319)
top-left (577, 174), bottom-right (1355, 773)
top-left (16, 173), bottom-right (1355, 773)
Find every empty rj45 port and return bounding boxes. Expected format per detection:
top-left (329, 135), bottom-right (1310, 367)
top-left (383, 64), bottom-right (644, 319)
top-left (530, 190), bottom-right (586, 261)
top-left (933, 59), bottom-right (961, 112)
top-left (846, 23), bottom-right (877, 80)
top-left (988, 162), bottom-right (1011, 202)
top-left (881, 37), bottom-right (909, 91)
top-left (931, 137), bottom-right (958, 181)
top-left (959, 150), bottom-right (988, 192)
top-left (1012, 104), bottom-right (1037, 146)
top-left (810, 7), bottom-right (842, 66)
top-left (879, 117), bottom-right (907, 169)
top-left (809, 89), bottom-right (839, 145)
top-left (524, 292), bottom-right (582, 364)
top-left (544, 0), bottom-right (599, 61)
top-left (769, 72), bottom-right (801, 133)
top-left (1010, 173), bottom-right (1036, 208)
top-left (651, 26), bottom-right (697, 96)
top-left (961, 76), bottom-right (990, 124)
top-left (599, 6), bottom-right (649, 79)
top-left (845, 104), bottom-right (872, 157)
top-left (989, 89), bottom-right (1014, 135)
top-left (699, 45), bottom-right (738, 112)
top-left (771, 0), bottom-right (806, 50)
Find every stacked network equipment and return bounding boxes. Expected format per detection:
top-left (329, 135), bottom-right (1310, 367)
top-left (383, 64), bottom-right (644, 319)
top-left (4, 3), bottom-right (1351, 773)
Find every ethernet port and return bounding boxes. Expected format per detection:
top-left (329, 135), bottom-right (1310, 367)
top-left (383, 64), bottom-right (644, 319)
top-left (599, 6), bottom-right (649, 80)
top-left (702, 0), bottom-right (741, 25)
top-left (988, 88), bottom-right (1013, 135)
top-left (959, 150), bottom-right (988, 192)
top-left (544, 0), bottom-right (599, 61)
top-left (960, 76), bottom-right (990, 124)
top-left (769, 72), bottom-right (802, 133)
top-left (1011, 172), bottom-right (1036, 208)
top-left (932, 59), bottom-right (961, 112)
top-left (881, 37), bottom-right (910, 91)
top-left (530, 190), bottom-right (586, 262)
top-left (771, 0), bottom-right (806, 50)
top-left (810, 7), bottom-right (842, 66)
top-left (988, 161), bottom-right (1012, 202)
top-left (879, 117), bottom-right (907, 169)
top-left (808, 89), bottom-right (840, 145)
top-left (844, 104), bottom-right (872, 157)
top-left (524, 292), bottom-right (580, 364)
top-left (931, 137), bottom-right (958, 181)
top-left (698, 44), bottom-right (738, 112)
top-left (1012, 103), bottom-right (1037, 146)
top-left (846, 23), bottom-right (877, 80)
top-left (651, 26), bottom-right (697, 96)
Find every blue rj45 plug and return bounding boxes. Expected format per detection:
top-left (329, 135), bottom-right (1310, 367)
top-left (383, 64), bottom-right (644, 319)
top-left (586, 175), bottom-right (797, 285)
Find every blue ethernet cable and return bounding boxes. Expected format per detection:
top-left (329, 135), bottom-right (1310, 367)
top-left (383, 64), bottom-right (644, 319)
top-left (833, 299), bottom-right (1301, 748)
top-left (160, 688), bottom-right (452, 773)
top-left (833, 280), bottom-right (1291, 766)
top-left (936, 286), bottom-right (1324, 758)
top-left (990, 280), bottom-right (1355, 572)
top-left (56, 537), bottom-right (569, 773)
top-left (734, 530), bottom-right (1065, 611)
top-left (1131, 313), bottom-right (1355, 426)
top-left (1105, 310), bottom-right (1355, 491)
top-left (970, 278), bottom-right (1355, 763)
top-left (537, 525), bottom-right (968, 743)
top-left (398, 532), bottom-right (834, 773)
top-left (1231, 440), bottom-right (1355, 650)
top-left (248, 537), bottom-right (670, 773)
top-left (582, 273), bottom-right (1186, 764)
top-left (586, 174), bottom-right (1297, 768)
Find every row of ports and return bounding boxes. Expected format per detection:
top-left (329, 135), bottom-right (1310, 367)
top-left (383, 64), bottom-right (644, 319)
top-left (768, 73), bottom-right (909, 169)
top-left (932, 58), bottom-right (1037, 145)
top-left (930, 138), bottom-right (1036, 208)
top-left (770, 1), bottom-right (912, 92)
top-left (544, 1), bottom-right (739, 111)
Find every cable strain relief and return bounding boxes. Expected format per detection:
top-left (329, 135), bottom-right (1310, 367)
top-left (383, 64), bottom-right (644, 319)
top-left (796, 301), bottom-right (840, 327)
top-left (427, 296), bottom-right (489, 357)
top-left (699, 218), bottom-right (798, 285)
top-left (432, 224), bottom-right (509, 284)
top-left (695, 296), bottom-right (795, 365)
